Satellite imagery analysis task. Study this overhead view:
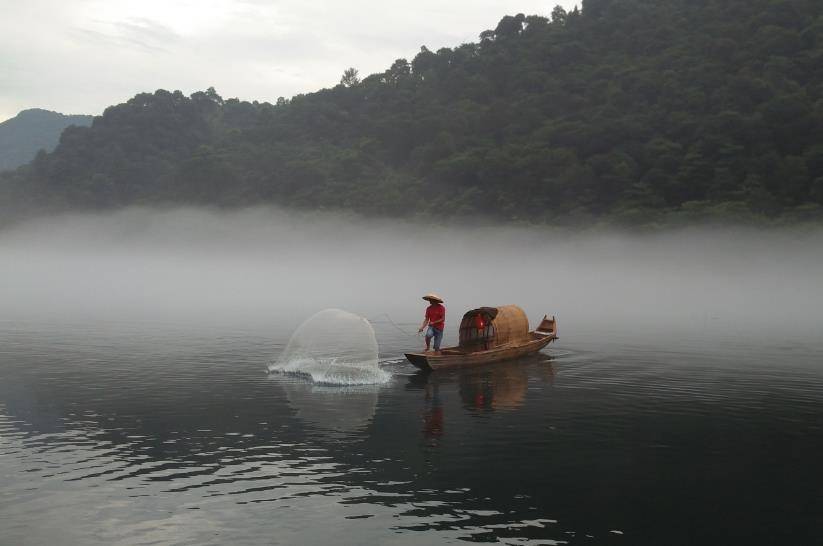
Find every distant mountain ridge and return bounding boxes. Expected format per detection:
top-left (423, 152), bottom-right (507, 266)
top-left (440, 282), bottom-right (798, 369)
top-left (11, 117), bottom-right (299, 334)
top-left (0, 109), bottom-right (93, 171)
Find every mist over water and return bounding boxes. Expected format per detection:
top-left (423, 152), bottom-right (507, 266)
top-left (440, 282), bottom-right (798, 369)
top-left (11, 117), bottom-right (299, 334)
top-left (2, 207), bottom-right (823, 545)
top-left (1, 207), bottom-right (821, 341)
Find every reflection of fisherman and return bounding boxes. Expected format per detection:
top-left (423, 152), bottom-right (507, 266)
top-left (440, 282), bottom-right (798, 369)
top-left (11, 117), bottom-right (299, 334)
top-left (423, 382), bottom-right (444, 441)
top-left (418, 293), bottom-right (446, 353)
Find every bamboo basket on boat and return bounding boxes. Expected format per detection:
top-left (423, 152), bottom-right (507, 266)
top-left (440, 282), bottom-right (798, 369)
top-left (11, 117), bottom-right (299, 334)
top-left (458, 305), bottom-right (530, 351)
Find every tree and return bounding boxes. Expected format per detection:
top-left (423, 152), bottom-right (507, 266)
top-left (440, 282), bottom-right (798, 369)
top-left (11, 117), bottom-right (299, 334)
top-left (494, 13), bottom-right (526, 37)
top-left (383, 59), bottom-right (411, 85)
top-left (551, 5), bottom-right (568, 25)
top-left (340, 67), bottom-right (360, 87)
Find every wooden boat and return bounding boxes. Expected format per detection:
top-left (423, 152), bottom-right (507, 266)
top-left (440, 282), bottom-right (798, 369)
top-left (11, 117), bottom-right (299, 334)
top-left (405, 305), bottom-right (558, 370)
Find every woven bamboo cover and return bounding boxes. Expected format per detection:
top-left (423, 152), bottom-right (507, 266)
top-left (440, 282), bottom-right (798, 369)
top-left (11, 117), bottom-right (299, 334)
top-left (491, 305), bottom-right (530, 345)
top-left (458, 305), bottom-right (529, 348)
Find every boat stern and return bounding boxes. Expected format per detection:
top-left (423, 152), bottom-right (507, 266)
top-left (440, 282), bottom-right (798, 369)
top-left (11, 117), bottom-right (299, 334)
top-left (535, 315), bottom-right (557, 338)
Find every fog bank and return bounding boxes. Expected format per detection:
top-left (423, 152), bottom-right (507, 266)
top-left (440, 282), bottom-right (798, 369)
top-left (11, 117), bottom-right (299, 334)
top-left (1, 207), bottom-right (821, 339)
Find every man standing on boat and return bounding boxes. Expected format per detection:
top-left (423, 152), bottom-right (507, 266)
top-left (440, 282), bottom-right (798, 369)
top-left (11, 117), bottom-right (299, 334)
top-left (418, 293), bottom-right (446, 353)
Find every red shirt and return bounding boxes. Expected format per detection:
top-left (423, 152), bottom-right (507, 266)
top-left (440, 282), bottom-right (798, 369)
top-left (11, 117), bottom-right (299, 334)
top-left (425, 303), bottom-right (445, 330)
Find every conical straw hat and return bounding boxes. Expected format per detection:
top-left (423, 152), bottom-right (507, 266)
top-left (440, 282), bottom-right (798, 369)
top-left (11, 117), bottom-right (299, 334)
top-left (422, 293), bottom-right (444, 303)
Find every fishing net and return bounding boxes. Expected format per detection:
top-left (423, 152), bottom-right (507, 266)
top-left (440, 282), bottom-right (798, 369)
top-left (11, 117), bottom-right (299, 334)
top-left (268, 308), bottom-right (390, 385)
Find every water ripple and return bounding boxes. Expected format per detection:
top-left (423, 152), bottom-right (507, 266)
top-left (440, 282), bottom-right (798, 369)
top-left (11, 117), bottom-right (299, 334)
top-left (1, 322), bottom-right (822, 544)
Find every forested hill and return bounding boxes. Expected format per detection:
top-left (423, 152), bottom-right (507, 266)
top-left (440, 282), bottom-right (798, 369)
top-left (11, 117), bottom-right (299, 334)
top-left (3, 0), bottom-right (823, 226)
top-left (0, 109), bottom-right (92, 171)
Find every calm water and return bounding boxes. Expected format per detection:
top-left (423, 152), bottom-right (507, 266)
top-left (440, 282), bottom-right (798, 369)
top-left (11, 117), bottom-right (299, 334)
top-left (1, 317), bottom-right (822, 545)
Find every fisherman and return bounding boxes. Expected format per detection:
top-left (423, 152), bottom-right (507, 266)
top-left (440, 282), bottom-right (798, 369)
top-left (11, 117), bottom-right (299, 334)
top-left (418, 293), bottom-right (446, 353)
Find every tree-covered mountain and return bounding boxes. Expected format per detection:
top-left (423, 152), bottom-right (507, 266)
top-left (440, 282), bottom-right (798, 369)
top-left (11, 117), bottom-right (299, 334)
top-left (3, 0), bottom-right (823, 226)
top-left (0, 109), bottom-right (93, 172)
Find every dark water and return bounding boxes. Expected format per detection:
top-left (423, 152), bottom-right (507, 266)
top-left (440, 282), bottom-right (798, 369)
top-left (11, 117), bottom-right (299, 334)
top-left (1, 318), bottom-right (822, 545)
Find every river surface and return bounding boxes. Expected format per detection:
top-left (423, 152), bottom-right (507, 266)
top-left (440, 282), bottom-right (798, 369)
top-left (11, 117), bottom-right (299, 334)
top-left (1, 315), bottom-right (821, 546)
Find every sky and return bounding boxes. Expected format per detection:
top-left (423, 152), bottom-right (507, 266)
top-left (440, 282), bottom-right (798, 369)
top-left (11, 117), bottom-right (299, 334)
top-left (0, 0), bottom-right (579, 122)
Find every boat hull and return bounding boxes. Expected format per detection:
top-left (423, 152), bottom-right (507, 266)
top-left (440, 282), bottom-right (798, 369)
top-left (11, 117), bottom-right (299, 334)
top-left (405, 333), bottom-right (557, 371)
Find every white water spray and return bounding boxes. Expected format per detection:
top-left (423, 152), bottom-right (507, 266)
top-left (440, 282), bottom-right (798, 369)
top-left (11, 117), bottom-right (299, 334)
top-left (268, 308), bottom-right (391, 385)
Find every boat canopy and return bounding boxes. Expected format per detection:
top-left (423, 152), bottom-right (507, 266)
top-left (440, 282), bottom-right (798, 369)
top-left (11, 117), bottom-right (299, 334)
top-left (458, 305), bottom-right (530, 350)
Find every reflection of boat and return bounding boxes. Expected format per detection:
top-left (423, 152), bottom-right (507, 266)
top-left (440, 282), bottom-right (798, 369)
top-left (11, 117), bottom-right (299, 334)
top-left (408, 355), bottom-right (556, 442)
top-left (405, 305), bottom-right (557, 370)
top-left (459, 362), bottom-right (530, 412)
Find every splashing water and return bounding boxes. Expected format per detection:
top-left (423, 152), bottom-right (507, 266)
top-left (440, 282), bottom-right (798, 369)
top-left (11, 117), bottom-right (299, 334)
top-left (268, 308), bottom-right (391, 385)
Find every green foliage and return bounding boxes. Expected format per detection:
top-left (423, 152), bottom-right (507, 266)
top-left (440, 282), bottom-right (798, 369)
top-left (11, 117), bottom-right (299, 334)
top-left (340, 68), bottom-right (360, 87)
top-left (3, 0), bottom-right (823, 226)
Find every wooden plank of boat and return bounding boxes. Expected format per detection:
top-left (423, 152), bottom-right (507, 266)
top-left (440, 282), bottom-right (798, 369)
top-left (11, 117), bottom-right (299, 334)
top-left (405, 331), bottom-right (557, 371)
